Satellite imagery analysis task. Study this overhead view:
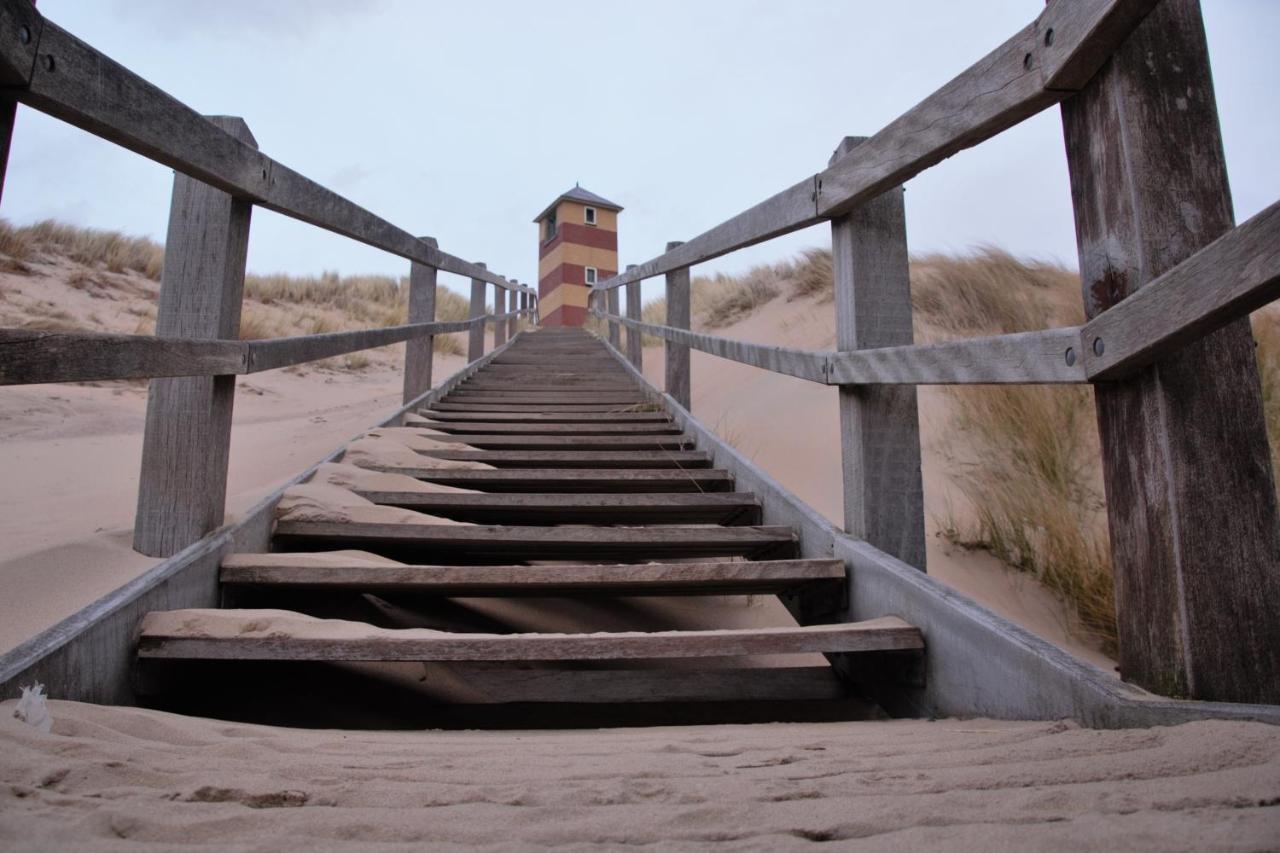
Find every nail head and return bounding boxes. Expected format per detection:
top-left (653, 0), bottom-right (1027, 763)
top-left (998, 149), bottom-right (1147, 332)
top-left (1092, 337), bottom-right (1105, 356)
top-left (1065, 347), bottom-right (1076, 367)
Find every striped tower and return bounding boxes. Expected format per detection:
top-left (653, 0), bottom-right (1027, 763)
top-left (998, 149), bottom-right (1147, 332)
top-left (534, 185), bottom-right (621, 326)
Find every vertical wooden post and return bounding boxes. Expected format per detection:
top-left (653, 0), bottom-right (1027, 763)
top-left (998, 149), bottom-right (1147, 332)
top-left (493, 284), bottom-right (507, 348)
top-left (520, 291), bottom-right (529, 329)
top-left (0, 0), bottom-right (34, 206)
top-left (467, 264), bottom-right (486, 363)
top-left (606, 286), bottom-right (622, 349)
top-left (133, 116), bottom-right (255, 558)
top-left (830, 136), bottom-right (925, 570)
top-left (625, 264), bottom-right (643, 371)
top-left (507, 281), bottom-right (519, 340)
top-left (402, 236), bottom-right (437, 405)
top-left (664, 241), bottom-right (691, 410)
top-left (1060, 0), bottom-right (1280, 703)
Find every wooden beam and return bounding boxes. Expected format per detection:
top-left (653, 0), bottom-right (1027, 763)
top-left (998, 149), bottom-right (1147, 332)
top-left (133, 116), bottom-right (254, 558)
top-left (665, 240), bottom-right (692, 410)
top-left (492, 284), bottom-right (507, 348)
top-left (830, 136), bottom-right (925, 570)
top-left (606, 285), bottom-right (621, 348)
top-left (625, 266), bottom-right (643, 370)
top-left (0, 329), bottom-right (245, 384)
top-left (825, 327), bottom-right (1087, 384)
top-left (414, 449), bottom-right (712, 469)
top-left (1081, 199), bottom-right (1280, 379)
top-left (137, 613), bottom-right (923, 661)
top-left (402, 236), bottom-right (438, 405)
top-left (356, 466), bottom-right (734, 493)
top-left (352, 491), bottom-right (760, 525)
top-left (1060, 0), bottom-right (1280, 703)
top-left (468, 265), bottom-right (486, 362)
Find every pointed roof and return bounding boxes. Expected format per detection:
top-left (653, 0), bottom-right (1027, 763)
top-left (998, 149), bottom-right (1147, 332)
top-left (533, 184), bottom-right (623, 223)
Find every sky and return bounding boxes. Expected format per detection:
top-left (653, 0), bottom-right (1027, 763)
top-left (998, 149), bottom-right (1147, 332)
top-left (3, 1), bottom-right (1277, 304)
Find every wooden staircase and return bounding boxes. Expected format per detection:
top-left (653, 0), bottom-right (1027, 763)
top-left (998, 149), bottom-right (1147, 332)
top-left (136, 328), bottom-right (924, 727)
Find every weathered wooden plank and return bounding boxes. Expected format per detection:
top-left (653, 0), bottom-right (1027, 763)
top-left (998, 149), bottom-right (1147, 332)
top-left (1060, 0), bottom-right (1280, 703)
top-left (430, 402), bottom-right (664, 414)
top-left (625, 270), bottom-right (643, 370)
top-left (0, 329), bottom-right (246, 384)
top-left (825, 327), bottom-right (1087, 385)
top-left (604, 313), bottom-right (828, 383)
top-left (606, 285), bottom-right (621, 348)
top-left (468, 267), bottom-right (486, 362)
top-left (665, 241), bottom-right (692, 410)
top-left (221, 557), bottom-right (841, 595)
top-left (830, 136), bottom-right (925, 571)
top-left (402, 236), bottom-right (437, 404)
top-left (493, 285), bottom-right (507, 348)
top-left (137, 614), bottom-right (922, 661)
top-left (271, 521), bottom-right (797, 561)
top-left (353, 491), bottom-right (760, 525)
top-left (357, 466), bottom-right (734, 493)
top-left (7, 11), bottom-right (523, 291)
top-left (412, 434), bottom-right (692, 450)
top-left (134, 116), bottom-right (254, 558)
top-left (247, 319), bottom-right (475, 373)
top-left (420, 420), bottom-right (680, 433)
top-left (1081, 199), bottom-right (1280, 379)
top-left (422, 411), bottom-right (672, 424)
top-left (447, 391), bottom-right (645, 403)
top-left (415, 449), bottom-right (712, 469)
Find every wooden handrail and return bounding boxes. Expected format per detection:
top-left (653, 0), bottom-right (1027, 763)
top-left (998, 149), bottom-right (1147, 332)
top-left (0, 1), bottom-right (530, 294)
top-left (0, 311), bottom-right (529, 385)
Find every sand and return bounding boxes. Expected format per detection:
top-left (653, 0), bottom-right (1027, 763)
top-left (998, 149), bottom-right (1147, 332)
top-left (1, 701), bottom-right (1277, 850)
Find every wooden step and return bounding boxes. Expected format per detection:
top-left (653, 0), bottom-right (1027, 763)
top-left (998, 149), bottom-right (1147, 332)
top-left (137, 612), bottom-right (923, 661)
top-left (422, 411), bottom-right (672, 424)
top-left (221, 557), bottom-right (842, 595)
top-left (448, 392), bottom-right (646, 403)
top-left (431, 403), bottom-right (657, 414)
top-left (412, 434), bottom-right (694, 450)
top-left (271, 521), bottom-right (796, 560)
top-left (417, 421), bottom-right (682, 435)
top-left (354, 491), bottom-right (760, 524)
top-left (361, 466), bottom-right (734, 492)
top-left (413, 449), bottom-right (711, 469)
top-left (461, 382), bottom-right (639, 392)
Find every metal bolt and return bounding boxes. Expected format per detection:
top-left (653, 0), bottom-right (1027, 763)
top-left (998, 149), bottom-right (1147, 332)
top-left (41, 54), bottom-right (53, 72)
top-left (1023, 52), bottom-right (1033, 70)
top-left (1044, 28), bottom-right (1055, 47)
top-left (1093, 337), bottom-right (1105, 356)
top-left (1064, 347), bottom-right (1076, 367)
top-left (18, 25), bottom-right (30, 45)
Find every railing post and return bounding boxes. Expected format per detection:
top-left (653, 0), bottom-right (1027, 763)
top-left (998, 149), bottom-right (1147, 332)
top-left (493, 283), bottom-right (507, 348)
top-left (467, 263), bottom-right (486, 362)
top-left (507, 281), bottom-right (519, 340)
top-left (1060, 0), bottom-right (1280, 703)
top-left (606, 286), bottom-right (621, 349)
top-left (829, 136), bottom-right (925, 570)
top-left (402, 236), bottom-right (438, 406)
top-left (520, 291), bottom-right (529, 331)
top-left (625, 264), bottom-right (643, 371)
top-left (664, 241), bottom-right (691, 410)
top-left (133, 116), bottom-right (255, 557)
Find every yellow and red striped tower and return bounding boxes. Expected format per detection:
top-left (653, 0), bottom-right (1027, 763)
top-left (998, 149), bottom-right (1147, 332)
top-left (534, 185), bottom-right (622, 326)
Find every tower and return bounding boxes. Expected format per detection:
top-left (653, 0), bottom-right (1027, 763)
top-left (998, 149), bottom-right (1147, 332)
top-left (534, 185), bottom-right (622, 326)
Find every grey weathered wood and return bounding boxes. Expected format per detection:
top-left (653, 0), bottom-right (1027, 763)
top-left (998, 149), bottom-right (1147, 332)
top-left (468, 264), bottom-right (486, 362)
top-left (414, 449), bottom-right (711, 469)
top-left (423, 411), bottom-right (671, 424)
top-left (1, 8), bottom-right (523, 292)
top-left (246, 319), bottom-right (475, 373)
top-left (354, 491), bottom-right (760, 525)
top-left (404, 434), bottom-right (691, 450)
top-left (358, 466), bottom-right (734, 493)
top-left (137, 614), bottom-right (922, 661)
top-left (221, 557), bottom-right (842, 596)
top-left (625, 265), bottom-right (643, 370)
top-left (1081, 199), bottom-right (1280, 379)
top-left (402, 236), bottom-right (438, 405)
top-left (492, 284), bottom-right (507, 348)
top-left (593, 0), bottom-right (1155, 293)
top-left (420, 419), bottom-right (681, 434)
top-left (606, 285), bottom-right (621, 348)
top-left (664, 241), bottom-right (691, 410)
top-left (830, 136), bottom-right (925, 571)
top-left (133, 116), bottom-right (255, 558)
top-left (1060, 0), bottom-right (1280, 703)
top-left (0, 329), bottom-right (246, 384)
top-left (507, 281), bottom-right (520, 340)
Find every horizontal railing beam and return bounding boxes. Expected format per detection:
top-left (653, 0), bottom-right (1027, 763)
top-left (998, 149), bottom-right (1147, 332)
top-left (593, 311), bottom-right (1087, 386)
top-left (594, 0), bottom-right (1156, 292)
top-left (1081, 198), bottom-right (1280, 380)
top-left (0, 4), bottom-right (530, 293)
top-left (0, 311), bottom-right (529, 385)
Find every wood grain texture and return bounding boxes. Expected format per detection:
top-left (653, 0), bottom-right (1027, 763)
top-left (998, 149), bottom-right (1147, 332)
top-left (221, 557), bottom-right (842, 595)
top-left (468, 268), bottom-right (486, 362)
top-left (353, 491), bottom-right (760, 525)
top-left (665, 241), bottom-right (692, 410)
top-left (10, 12), bottom-right (521, 291)
top-left (1081, 199), bottom-right (1280, 379)
top-left (830, 137), bottom-right (925, 571)
top-left (137, 615), bottom-right (922, 661)
top-left (0, 329), bottom-right (245, 384)
top-left (1060, 0), bottom-right (1280, 703)
top-left (492, 285), bottom-right (507, 348)
top-left (133, 116), bottom-right (254, 558)
top-left (356, 466), bottom-right (734, 493)
top-left (625, 273), bottom-right (643, 369)
top-left (606, 286), bottom-right (621, 348)
top-left (414, 449), bottom-right (711, 469)
top-left (825, 327), bottom-right (1087, 384)
top-left (402, 236), bottom-right (438, 405)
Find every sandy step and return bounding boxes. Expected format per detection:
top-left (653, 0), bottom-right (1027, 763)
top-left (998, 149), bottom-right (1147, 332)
top-left (221, 556), bottom-right (843, 595)
top-left (413, 449), bottom-right (711, 469)
top-left (354, 490), bottom-right (760, 525)
top-left (271, 521), bottom-right (796, 561)
top-left (137, 610), bottom-right (923, 661)
top-left (359, 466), bottom-right (733, 492)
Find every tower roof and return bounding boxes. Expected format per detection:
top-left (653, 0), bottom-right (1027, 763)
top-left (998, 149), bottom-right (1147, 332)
top-left (533, 185), bottom-right (623, 223)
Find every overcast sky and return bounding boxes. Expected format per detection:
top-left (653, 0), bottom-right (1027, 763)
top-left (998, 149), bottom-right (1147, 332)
top-left (3, 1), bottom-right (1276, 303)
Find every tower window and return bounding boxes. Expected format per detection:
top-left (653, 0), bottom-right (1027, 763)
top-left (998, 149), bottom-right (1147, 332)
top-left (584, 267), bottom-right (598, 285)
top-left (545, 211), bottom-right (557, 242)
top-left (584, 207), bottom-right (597, 226)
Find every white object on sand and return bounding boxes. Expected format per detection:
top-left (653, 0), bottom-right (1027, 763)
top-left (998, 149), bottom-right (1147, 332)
top-left (14, 683), bottom-right (53, 733)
